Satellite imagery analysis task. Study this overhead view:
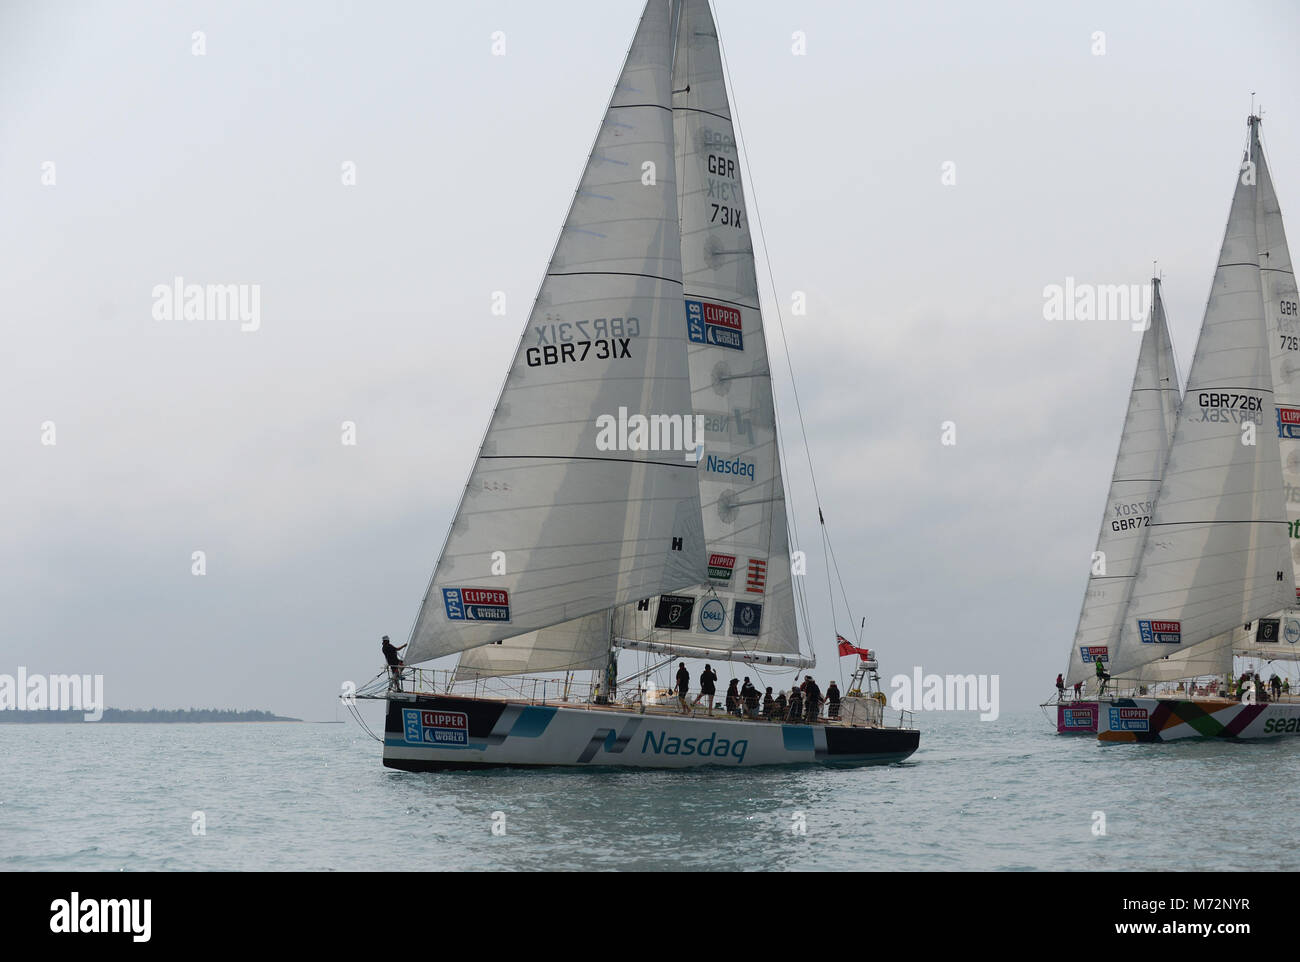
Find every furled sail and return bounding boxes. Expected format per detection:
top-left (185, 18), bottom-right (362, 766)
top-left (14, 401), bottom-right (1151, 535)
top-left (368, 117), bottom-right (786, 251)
top-left (1065, 278), bottom-right (1181, 688)
top-left (454, 611), bottom-right (611, 680)
top-left (406, 0), bottom-right (708, 665)
top-left (1108, 146), bottom-right (1295, 677)
top-left (612, 0), bottom-right (804, 667)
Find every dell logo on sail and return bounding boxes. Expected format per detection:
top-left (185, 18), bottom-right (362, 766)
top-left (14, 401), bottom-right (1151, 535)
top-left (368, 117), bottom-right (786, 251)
top-left (699, 599), bottom-right (725, 632)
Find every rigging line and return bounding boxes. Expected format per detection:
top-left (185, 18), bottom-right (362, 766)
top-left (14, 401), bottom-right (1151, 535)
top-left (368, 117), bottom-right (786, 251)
top-left (712, 1), bottom-right (846, 660)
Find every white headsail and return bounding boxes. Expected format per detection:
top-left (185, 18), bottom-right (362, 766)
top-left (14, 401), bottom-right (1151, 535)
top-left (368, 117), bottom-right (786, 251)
top-left (406, 0), bottom-right (708, 665)
top-left (1065, 278), bottom-right (1181, 688)
top-left (612, 0), bottom-right (806, 668)
top-left (1108, 144), bottom-right (1295, 677)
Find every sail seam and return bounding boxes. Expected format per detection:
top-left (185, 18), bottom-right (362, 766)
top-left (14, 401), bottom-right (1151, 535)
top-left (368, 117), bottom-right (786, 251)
top-left (546, 270), bottom-right (683, 284)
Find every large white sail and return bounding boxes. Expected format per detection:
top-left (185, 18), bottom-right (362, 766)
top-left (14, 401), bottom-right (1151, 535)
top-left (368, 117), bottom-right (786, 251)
top-left (1215, 115), bottom-right (1300, 670)
top-left (612, 0), bottom-right (803, 666)
top-left (1255, 116), bottom-right (1300, 602)
top-left (1066, 278), bottom-right (1181, 688)
top-left (406, 0), bottom-right (708, 665)
top-left (454, 611), bottom-right (611, 680)
top-left (1109, 150), bottom-right (1295, 677)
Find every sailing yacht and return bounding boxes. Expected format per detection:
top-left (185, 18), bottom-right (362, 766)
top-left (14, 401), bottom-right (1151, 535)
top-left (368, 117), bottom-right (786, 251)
top-left (1052, 275), bottom-right (1182, 733)
top-left (1093, 114), bottom-right (1300, 742)
top-left (353, 0), bottom-right (919, 769)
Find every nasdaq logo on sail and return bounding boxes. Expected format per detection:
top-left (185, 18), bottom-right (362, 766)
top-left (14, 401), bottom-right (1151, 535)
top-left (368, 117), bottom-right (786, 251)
top-left (1278, 406), bottom-right (1300, 439)
top-left (686, 299), bottom-right (743, 350)
top-left (443, 588), bottom-right (511, 623)
top-left (1137, 620), bottom-right (1181, 645)
top-left (704, 454), bottom-right (755, 482)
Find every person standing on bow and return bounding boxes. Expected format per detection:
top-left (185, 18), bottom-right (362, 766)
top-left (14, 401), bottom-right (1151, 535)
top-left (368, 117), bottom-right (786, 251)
top-left (381, 635), bottom-right (406, 692)
top-left (1094, 657), bottom-right (1110, 696)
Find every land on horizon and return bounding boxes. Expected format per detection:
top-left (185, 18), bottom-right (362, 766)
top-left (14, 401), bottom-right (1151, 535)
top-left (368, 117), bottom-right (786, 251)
top-left (0, 708), bottom-right (300, 723)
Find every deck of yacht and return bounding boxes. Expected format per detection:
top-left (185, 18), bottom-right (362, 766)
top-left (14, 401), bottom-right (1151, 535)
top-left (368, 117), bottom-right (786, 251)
top-left (358, 667), bottom-right (913, 730)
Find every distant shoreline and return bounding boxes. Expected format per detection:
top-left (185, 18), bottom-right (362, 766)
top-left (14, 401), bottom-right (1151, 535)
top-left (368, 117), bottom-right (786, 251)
top-left (0, 708), bottom-right (300, 724)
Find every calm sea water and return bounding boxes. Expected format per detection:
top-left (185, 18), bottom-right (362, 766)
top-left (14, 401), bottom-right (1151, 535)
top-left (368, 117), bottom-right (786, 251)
top-left (4, 708), bottom-right (1298, 871)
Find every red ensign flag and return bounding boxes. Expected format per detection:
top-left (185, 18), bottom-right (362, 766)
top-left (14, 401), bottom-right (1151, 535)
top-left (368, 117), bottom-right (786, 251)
top-left (836, 635), bottom-right (871, 660)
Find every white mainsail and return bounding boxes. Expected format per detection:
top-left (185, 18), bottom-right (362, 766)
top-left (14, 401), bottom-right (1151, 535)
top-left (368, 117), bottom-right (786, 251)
top-left (1065, 278), bottom-right (1181, 688)
top-left (406, 0), bottom-right (709, 665)
top-left (1108, 144), bottom-right (1295, 677)
top-left (612, 0), bottom-right (806, 668)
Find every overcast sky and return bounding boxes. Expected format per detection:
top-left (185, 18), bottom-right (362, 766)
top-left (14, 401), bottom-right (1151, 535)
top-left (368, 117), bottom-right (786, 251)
top-left (2, 0), bottom-right (1298, 721)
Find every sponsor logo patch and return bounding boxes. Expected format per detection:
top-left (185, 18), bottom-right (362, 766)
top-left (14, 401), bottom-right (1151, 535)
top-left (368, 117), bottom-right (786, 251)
top-left (1138, 619), bottom-right (1181, 645)
top-left (699, 598), bottom-right (725, 633)
top-left (402, 709), bottom-right (469, 746)
top-left (1108, 706), bottom-right (1149, 732)
top-left (733, 601), bottom-right (763, 637)
top-left (686, 299), bottom-right (743, 351)
top-left (1286, 619), bottom-right (1300, 645)
top-left (1278, 406), bottom-right (1300, 439)
top-left (1079, 645), bottom-right (1109, 664)
top-left (1258, 618), bottom-right (1281, 643)
top-left (745, 558), bottom-right (767, 594)
top-left (1061, 707), bottom-right (1094, 729)
top-left (655, 594), bottom-right (696, 631)
top-left (708, 553), bottom-right (736, 584)
top-left (443, 587), bottom-right (511, 623)
top-left (704, 453), bottom-right (756, 482)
